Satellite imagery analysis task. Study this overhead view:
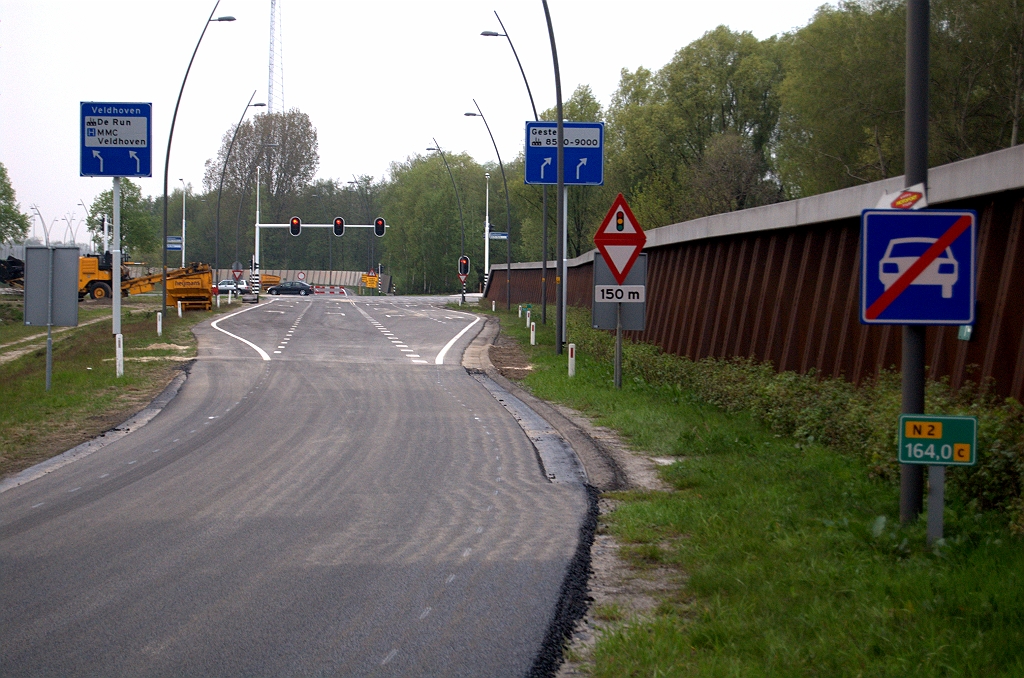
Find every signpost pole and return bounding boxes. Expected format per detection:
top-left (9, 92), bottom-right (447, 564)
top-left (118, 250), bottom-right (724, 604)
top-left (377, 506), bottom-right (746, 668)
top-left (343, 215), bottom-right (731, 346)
top-left (46, 247), bottom-right (53, 391)
top-left (900, 0), bottom-right (930, 524)
top-left (927, 465), bottom-right (945, 543)
top-left (112, 177), bottom-right (123, 378)
top-left (543, 0), bottom-right (565, 355)
top-left (614, 302), bottom-right (622, 390)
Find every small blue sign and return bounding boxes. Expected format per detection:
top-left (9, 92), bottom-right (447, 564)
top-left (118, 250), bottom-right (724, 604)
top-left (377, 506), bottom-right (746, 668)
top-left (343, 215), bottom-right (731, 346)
top-left (80, 102), bottom-right (152, 177)
top-left (166, 236), bottom-right (182, 251)
top-left (860, 209), bottom-right (976, 325)
top-left (525, 121), bottom-right (603, 186)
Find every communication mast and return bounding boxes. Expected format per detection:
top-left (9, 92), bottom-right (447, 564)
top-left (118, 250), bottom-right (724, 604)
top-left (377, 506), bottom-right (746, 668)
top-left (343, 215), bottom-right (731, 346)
top-left (268, 0), bottom-right (285, 114)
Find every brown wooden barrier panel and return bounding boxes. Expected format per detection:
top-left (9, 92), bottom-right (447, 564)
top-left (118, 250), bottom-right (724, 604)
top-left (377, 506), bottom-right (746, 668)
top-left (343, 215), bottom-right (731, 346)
top-left (486, 147), bottom-right (1024, 398)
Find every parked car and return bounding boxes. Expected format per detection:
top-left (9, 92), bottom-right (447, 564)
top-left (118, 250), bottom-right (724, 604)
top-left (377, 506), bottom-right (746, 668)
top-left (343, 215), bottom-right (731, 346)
top-left (266, 280), bottom-right (314, 296)
top-left (216, 279), bottom-right (250, 294)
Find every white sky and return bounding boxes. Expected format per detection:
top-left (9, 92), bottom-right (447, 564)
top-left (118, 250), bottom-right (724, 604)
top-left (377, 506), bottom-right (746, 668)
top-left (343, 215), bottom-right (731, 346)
top-left (1, 0), bottom-right (829, 242)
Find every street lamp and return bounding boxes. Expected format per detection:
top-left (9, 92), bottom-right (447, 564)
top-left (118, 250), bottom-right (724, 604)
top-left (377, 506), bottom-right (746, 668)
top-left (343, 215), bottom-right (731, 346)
top-left (311, 192), bottom-right (334, 271)
top-left (542, 0), bottom-right (567, 353)
top-left (161, 1), bottom-right (234, 314)
top-left (427, 141), bottom-right (466, 302)
top-left (465, 101), bottom-right (512, 310)
top-left (178, 178), bottom-right (187, 267)
top-left (347, 177), bottom-right (374, 280)
top-left (216, 90), bottom-right (266, 275)
top-left (482, 11), bottom-right (549, 324)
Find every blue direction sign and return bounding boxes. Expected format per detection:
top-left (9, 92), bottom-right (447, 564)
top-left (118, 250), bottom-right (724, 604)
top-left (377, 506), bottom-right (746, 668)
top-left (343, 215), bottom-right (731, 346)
top-left (525, 121), bottom-right (603, 186)
top-left (80, 102), bottom-right (152, 177)
top-left (860, 209), bottom-right (976, 325)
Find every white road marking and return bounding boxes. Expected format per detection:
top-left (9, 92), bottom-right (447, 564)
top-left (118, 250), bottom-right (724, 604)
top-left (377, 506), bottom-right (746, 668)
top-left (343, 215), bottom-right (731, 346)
top-left (100, 474), bottom-right (109, 478)
top-left (446, 574), bottom-right (456, 584)
top-left (396, 344), bottom-right (408, 347)
top-left (407, 354), bottom-right (420, 358)
top-left (401, 349), bottom-right (413, 352)
top-left (128, 460), bottom-right (137, 465)
top-left (419, 607), bottom-right (432, 620)
top-left (31, 502), bottom-right (44, 508)
top-left (412, 359), bottom-right (428, 364)
top-left (382, 650), bottom-right (398, 665)
top-left (68, 487), bottom-right (80, 492)
top-left (462, 548), bottom-right (472, 557)
top-left (211, 303), bottom-right (272, 361)
top-left (434, 316), bottom-right (481, 365)
top-left (476, 526), bottom-right (483, 533)
top-left (274, 351), bottom-right (282, 354)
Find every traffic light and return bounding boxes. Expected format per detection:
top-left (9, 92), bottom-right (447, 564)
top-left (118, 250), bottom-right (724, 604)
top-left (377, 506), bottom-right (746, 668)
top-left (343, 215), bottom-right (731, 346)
top-left (616, 211), bottom-right (625, 231)
top-left (374, 217), bottom-right (386, 237)
top-left (289, 216), bottom-right (301, 237)
top-left (458, 255), bottom-right (470, 276)
top-left (333, 217), bottom-right (345, 237)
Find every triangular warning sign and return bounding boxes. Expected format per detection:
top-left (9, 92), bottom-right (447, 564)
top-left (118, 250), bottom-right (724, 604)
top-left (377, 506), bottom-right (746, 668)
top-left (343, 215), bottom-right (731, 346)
top-left (594, 194), bottom-right (646, 284)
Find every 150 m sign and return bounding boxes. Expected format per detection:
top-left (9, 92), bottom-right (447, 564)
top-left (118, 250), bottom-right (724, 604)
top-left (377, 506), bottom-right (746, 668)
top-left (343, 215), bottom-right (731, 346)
top-left (595, 285), bottom-right (645, 303)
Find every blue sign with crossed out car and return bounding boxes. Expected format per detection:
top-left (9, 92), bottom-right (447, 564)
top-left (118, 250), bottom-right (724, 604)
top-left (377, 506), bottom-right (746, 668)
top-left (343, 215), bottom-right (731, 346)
top-left (524, 121), bottom-right (603, 186)
top-left (80, 102), bottom-right (152, 177)
top-left (860, 209), bottom-right (976, 325)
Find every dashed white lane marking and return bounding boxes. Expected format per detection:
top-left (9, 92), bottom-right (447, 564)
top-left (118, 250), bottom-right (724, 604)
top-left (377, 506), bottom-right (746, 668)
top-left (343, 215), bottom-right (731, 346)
top-left (476, 526), bottom-right (483, 533)
top-left (128, 460), bottom-right (136, 465)
top-left (173, 439), bottom-right (179, 443)
top-left (68, 487), bottom-right (80, 493)
top-left (419, 607), bottom-right (432, 620)
top-left (401, 349), bottom-right (413, 352)
top-left (412, 360), bottom-right (428, 364)
top-left (31, 502), bottom-right (44, 508)
top-left (462, 548), bottom-right (472, 557)
top-left (99, 474), bottom-right (109, 478)
top-left (382, 649), bottom-right (398, 665)
top-left (396, 344), bottom-right (408, 348)
top-left (446, 574), bottom-right (456, 584)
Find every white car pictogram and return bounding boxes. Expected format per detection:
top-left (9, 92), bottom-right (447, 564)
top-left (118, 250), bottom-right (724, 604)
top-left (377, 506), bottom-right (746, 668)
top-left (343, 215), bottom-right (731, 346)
top-left (879, 237), bottom-right (958, 298)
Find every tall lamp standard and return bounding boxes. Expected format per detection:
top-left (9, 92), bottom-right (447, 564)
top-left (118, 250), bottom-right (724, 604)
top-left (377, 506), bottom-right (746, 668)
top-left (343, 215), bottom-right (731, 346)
top-left (178, 178), bottom-right (187, 267)
top-left (465, 100), bottom-right (512, 310)
top-left (427, 139), bottom-right (466, 303)
top-left (542, 0), bottom-right (566, 354)
top-left (347, 177), bottom-right (373, 276)
top-left (216, 91), bottom-right (266, 274)
top-left (161, 1), bottom-right (234, 315)
top-left (311, 192), bottom-right (333, 271)
top-left (482, 11), bottom-right (549, 323)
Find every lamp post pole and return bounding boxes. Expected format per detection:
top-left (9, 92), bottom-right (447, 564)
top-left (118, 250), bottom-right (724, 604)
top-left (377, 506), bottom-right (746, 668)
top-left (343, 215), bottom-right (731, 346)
top-left (465, 100), bottom-right (512, 310)
top-left (178, 178), bottom-right (186, 267)
top-left (482, 11), bottom-right (548, 322)
top-left (161, 1), bottom-right (234, 315)
top-left (485, 172), bottom-right (490, 288)
top-left (216, 91), bottom-right (265, 275)
top-left (542, 0), bottom-right (565, 353)
top-left (428, 140), bottom-right (466, 303)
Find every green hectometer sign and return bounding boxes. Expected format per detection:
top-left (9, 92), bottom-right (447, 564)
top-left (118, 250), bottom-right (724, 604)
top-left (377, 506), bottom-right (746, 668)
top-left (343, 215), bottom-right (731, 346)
top-left (897, 414), bottom-right (977, 466)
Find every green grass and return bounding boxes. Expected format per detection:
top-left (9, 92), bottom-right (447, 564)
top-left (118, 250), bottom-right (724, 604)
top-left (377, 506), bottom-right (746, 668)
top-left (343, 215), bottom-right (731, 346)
top-left (477, 302), bottom-right (1024, 677)
top-left (0, 298), bottom-right (232, 477)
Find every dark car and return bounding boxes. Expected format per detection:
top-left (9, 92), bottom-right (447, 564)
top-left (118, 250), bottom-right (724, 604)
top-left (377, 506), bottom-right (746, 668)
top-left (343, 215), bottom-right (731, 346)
top-left (267, 280), bottom-right (314, 296)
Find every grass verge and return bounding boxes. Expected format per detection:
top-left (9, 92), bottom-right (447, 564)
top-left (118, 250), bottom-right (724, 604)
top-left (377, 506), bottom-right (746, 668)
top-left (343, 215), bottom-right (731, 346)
top-left (0, 296), bottom-right (236, 478)
top-left (479, 303), bottom-right (1024, 676)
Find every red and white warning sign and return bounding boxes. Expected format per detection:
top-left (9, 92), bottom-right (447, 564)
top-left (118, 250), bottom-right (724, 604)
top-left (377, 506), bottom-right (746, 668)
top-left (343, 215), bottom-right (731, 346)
top-left (594, 193), bottom-right (646, 285)
top-left (875, 182), bottom-right (928, 210)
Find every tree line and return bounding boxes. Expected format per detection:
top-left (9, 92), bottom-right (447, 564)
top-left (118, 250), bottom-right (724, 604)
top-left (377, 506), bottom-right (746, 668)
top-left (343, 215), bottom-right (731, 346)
top-left (13, 0), bottom-right (1013, 294)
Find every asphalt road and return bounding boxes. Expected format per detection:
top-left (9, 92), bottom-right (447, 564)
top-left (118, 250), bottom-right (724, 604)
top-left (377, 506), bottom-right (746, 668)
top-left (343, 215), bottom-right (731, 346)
top-left (0, 295), bottom-right (588, 677)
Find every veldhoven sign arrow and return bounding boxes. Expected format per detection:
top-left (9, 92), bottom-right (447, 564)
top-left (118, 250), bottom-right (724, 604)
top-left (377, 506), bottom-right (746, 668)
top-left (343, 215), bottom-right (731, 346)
top-left (594, 194), bottom-right (646, 285)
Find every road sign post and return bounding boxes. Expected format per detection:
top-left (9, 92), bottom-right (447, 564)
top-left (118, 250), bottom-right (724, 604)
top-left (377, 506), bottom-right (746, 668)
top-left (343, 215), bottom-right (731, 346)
top-left (593, 195), bottom-right (647, 389)
top-left (897, 414), bottom-right (977, 543)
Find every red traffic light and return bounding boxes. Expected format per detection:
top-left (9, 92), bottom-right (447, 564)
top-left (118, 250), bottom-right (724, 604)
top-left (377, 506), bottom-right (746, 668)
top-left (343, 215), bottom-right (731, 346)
top-left (289, 216), bottom-right (301, 236)
top-left (333, 217), bottom-right (345, 237)
top-left (374, 217), bottom-right (386, 237)
top-left (458, 255), bottom-right (470, 276)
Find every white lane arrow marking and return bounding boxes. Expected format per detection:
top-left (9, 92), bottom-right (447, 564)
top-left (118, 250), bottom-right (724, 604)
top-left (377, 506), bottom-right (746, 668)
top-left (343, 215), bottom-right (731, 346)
top-left (576, 157), bottom-right (587, 180)
top-left (540, 157), bottom-right (552, 179)
top-left (92, 150), bottom-right (103, 172)
top-left (128, 151), bottom-right (140, 173)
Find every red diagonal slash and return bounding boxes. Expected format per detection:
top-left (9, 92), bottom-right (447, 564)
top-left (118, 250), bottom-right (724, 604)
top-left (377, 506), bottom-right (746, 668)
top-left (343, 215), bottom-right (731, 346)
top-left (866, 214), bottom-right (972, 319)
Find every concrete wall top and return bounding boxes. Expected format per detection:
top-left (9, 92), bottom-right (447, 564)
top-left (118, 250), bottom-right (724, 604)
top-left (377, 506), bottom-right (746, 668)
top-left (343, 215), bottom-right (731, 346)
top-left (488, 144), bottom-right (1024, 275)
top-left (645, 144), bottom-right (1024, 249)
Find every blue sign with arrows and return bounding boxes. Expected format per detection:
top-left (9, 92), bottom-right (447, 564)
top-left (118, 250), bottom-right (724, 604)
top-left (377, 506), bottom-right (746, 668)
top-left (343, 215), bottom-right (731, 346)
top-left (524, 121), bottom-right (603, 186)
top-left (80, 102), bottom-right (152, 177)
top-left (860, 209), bottom-right (976, 325)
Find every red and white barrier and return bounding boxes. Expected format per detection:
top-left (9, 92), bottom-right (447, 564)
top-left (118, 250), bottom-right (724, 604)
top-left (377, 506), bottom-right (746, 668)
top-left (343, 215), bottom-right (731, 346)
top-left (314, 285), bottom-right (349, 296)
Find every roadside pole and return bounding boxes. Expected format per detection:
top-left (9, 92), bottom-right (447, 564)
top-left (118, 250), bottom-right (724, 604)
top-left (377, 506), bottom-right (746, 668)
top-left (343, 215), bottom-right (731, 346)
top-left (901, 0), bottom-right (929, 524)
top-left (614, 302), bottom-right (622, 389)
top-left (113, 177), bottom-right (123, 378)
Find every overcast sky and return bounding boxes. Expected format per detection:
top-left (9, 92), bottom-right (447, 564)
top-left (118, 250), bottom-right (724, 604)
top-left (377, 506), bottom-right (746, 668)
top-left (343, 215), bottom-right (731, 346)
top-left (1, 0), bottom-right (830, 242)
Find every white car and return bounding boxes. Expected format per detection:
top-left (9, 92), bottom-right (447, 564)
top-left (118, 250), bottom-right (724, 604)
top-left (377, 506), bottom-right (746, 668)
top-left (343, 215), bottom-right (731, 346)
top-left (879, 237), bottom-right (958, 298)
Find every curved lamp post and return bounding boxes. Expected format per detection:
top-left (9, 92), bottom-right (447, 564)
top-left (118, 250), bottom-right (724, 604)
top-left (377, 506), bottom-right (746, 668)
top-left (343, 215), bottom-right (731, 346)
top-left (482, 12), bottom-right (550, 321)
top-left (347, 177), bottom-right (373, 277)
top-left (542, 0), bottom-right (566, 354)
top-left (427, 139), bottom-right (466, 303)
top-left (465, 100), bottom-right (512, 310)
top-left (216, 90), bottom-right (265, 273)
top-left (161, 1), bottom-right (234, 314)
